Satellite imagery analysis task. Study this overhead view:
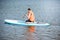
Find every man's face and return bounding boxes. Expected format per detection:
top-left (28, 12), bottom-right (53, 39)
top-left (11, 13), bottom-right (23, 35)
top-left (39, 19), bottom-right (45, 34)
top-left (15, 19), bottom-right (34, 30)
top-left (28, 10), bottom-right (31, 13)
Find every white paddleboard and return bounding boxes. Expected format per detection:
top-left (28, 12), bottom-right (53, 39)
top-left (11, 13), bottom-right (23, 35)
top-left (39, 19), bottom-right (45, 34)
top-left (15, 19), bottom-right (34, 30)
top-left (4, 19), bottom-right (50, 26)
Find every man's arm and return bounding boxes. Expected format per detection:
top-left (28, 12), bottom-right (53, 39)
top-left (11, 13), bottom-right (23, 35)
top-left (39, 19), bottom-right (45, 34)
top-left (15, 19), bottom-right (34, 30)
top-left (27, 13), bottom-right (31, 19)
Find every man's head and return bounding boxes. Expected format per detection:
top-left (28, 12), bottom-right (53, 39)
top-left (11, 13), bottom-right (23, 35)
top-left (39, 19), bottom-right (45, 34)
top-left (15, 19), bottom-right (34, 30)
top-left (28, 8), bottom-right (32, 13)
top-left (28, 8), bottom-right (31, 11)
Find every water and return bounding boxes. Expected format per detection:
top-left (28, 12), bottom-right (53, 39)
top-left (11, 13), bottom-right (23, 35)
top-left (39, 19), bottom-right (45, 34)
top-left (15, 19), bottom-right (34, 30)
top-left (0, 0), bottom-right (60, 40)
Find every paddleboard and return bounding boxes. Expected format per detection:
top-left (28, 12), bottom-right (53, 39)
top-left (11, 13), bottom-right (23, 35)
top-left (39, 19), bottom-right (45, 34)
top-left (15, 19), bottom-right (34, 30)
top-left (4, 19), bottom-right (50, 26)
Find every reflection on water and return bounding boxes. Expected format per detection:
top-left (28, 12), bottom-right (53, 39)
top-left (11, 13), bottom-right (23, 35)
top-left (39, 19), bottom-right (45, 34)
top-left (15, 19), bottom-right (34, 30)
top-left (25, 26), bottom-right (35, 40)
top-left (0, 23), bottom-right (60, 40)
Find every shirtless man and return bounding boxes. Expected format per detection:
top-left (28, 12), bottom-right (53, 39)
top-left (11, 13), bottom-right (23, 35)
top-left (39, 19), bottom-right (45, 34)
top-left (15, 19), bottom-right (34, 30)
top-left (26, 8), bottom-right (35, 33)
top-left (26, 8), bottom-right (35, 22)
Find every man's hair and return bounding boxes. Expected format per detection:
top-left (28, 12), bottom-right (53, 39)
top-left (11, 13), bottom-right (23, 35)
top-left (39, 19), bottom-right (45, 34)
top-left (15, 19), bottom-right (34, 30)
top-left (28, 8), bottom-right (31, 10)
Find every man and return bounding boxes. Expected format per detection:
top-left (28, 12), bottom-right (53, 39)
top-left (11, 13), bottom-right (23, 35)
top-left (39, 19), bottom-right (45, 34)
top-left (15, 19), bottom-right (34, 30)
top-left (26, 8), bottom-right (35, 22)
top-left (26, 8), bottom-right (35, 33)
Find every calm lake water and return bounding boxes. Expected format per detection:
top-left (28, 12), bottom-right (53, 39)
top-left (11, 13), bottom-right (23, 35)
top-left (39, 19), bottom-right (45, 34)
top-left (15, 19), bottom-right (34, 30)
top-left (0, 0), bottom-right (60, 40)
